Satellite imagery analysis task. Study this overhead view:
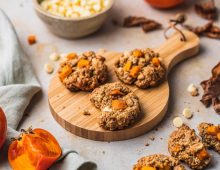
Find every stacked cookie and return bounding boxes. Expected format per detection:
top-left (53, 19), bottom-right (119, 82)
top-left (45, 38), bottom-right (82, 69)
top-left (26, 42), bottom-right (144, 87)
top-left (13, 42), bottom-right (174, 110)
top-left (57, 49), bottom-right (166, 131)
top-left (134, 123), bottom-right (220, 170)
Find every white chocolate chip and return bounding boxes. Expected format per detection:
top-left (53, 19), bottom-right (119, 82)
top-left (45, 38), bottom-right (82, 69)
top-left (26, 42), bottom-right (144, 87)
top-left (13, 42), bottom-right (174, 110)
top-left (49, 52), bottom-right (60, 61)
top-left (44, 63), bottom-right (54, 74)
top-left (182, 107), bottom-right (193, 119)
top-left (102, 106), bottom-right (112, 112)
top-left (187, 83), bottom-right (199, 96)
top-left (173, 117), bottom-right (183, 128)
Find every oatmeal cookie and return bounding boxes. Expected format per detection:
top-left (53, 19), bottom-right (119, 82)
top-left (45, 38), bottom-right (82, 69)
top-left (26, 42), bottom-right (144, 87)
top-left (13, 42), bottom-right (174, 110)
top-left (133, 154), bottom-right (185, 170)
top-left (198, 122), bottom-right (220, 154)
top-left (168, 124), bottom-right (211, 169)
top-left (90, 82), bottom-right (141, 130)
top-left (58, 51), bottom-right (108, 91)
top-left (114, 48), bottom-right (166, 88)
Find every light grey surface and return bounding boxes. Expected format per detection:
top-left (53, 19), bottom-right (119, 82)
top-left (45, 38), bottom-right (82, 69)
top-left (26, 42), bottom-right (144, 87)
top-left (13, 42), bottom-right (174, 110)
top-left (0, 0), bottom-right (220, 170)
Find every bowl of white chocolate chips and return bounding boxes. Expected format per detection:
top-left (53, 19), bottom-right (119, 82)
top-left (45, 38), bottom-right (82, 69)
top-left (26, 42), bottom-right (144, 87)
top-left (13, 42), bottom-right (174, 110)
top-left (33, 0), bottom-right (114, 39)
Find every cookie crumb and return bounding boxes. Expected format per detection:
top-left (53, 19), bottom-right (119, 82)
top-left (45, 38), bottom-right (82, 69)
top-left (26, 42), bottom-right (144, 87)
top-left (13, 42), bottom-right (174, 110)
top-left (187, 83), bottom-right (199, 96)
top-left (145, 143), bottom-right (150, 146)
top-left (182, 107), bottom-right (193, 119)
top-left (173, 117), bottom-right (183, 128)
top-left (149, 137), bottom-right (155, 141)
top-left (83, 110), bottom-right (91, 116)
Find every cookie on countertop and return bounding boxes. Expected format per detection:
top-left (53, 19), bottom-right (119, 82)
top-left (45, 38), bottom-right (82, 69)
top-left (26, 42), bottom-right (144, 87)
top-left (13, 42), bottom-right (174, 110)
top-left (198, 122), bottom-right (220, 154)
top-left (133, 154), bottom-right (185, 170)
top-left (58, 51), bottom-right (108, 91)
top-left (168, 124), bottom-right (211, 169)
top-left (114, 48), bottom-right (166, 88)
top-left (90, 82), bottom-right (141, 130)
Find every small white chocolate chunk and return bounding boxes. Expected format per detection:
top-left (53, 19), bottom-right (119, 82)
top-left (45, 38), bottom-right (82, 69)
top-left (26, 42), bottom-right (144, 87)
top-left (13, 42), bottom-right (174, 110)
top-left (49, 52), bottom-right (60, 61)
top-left (187, 83), bottom-right (199, 96)
top-left (182, 107), bottom-right (193, 119)
top-left (102, 106), bottom-right (112, 112)
top-left (44, 63), bottom-right (54, 74)
top-left (173, 117), bottom-right (183, 128)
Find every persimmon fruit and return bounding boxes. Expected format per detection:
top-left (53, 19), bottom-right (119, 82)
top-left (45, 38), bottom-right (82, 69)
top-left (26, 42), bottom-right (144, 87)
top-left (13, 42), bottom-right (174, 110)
top-left (0, 107), bottom-right (7, 149)
top-left (145, 0), bottom-right (184, 9)
top-left (8, 128), bottom-right (62, 170)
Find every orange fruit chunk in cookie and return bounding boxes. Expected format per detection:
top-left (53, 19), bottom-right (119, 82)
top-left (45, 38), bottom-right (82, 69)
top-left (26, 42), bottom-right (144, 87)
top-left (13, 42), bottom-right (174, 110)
top-left (132, 49), bottom-right (143, 57)
top-left (124, 61), bottom-right (132, 72)
top-left (197, 148), bottom-right (210, 160)
top-left (134, 166), bottom-right (156, 170)
top-left (59, 65), bottom-right (72, 82)
top-left (207, 126), bottom-right (220, 135)
top-left (66, 53), bottom-right (77, 60)
top-left (151, 57), bottom-right (160, 66)
top-left (130, 66), bottom-right (141, 78)
top-left (110, 89), bottom-right (124, 96)
top-left (217, 133), bottom-right (220, 141)
top-left (112, 100), bottom-right (127, 110)
top-left (77, 59), bottom-right (90, 68)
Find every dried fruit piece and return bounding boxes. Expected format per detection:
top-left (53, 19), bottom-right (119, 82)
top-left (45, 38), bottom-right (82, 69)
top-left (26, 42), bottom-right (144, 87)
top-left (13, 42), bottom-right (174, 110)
top-left (112, 99), bottom-right (127, 110)
top-left (77, 59), bottom-right (90, 68)
top-left (217, 133), bottom-right (220, 140)
top-left (151, 57), bottom-right (160, 66)
top-left (197, 148), bottom-right (210, 160)
top-left (173, 117), bottom-right (183, 128)
top-left (139, 166), bottom-right (156, 170)
top-left (133, 49), bottom-right (143, 57)
top-left (109, 89), bottom-right (124, 96)
top-left (27, 35), bottom-right (37, 45)
top-left (130, 66), bottom-right (141, 78)
top-left (182, 108), bottom-right (193, 119)
top-left (207, 126), bottom-right (220, 135)
top-left (44, 63), bottom-right (54, 74)
top-left (66, 53), bottom-right (77, 60)
top-left (59, 65), bottom-right (72, 82)
top-left (124, 61), bottom-right (132, 71)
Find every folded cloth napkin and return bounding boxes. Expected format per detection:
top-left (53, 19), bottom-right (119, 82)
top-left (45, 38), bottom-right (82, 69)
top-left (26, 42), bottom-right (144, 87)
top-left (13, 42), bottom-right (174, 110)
top-left (0, 9), bottom-right (97, 170)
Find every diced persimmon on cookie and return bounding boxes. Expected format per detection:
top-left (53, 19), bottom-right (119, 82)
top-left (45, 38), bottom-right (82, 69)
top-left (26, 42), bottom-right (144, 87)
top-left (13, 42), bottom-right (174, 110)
top-left (130, 66), bottom-right (141, 78)
top-left (109, 89), bottom-right (125, 96)
top-left (217, 133), bottom-right (220, 140)
top-left (66, 53), bottom-right (77, 60)
top-left (111, 100), bottom-right (127, 110)
top-left (197, 148), bottom-right (210, 161)
top-left (123, 61), bottom-right (132, 71)
top-left (207, 126), bottom-right (220, 135)
top-left (151, 57), bottom-right (160, 66)
top-left (77, 59), bottom-right (90, 68)
top-left (59, 65), bottom-right (72, 82)
top-left (132, 49), bottom-right (143, 57)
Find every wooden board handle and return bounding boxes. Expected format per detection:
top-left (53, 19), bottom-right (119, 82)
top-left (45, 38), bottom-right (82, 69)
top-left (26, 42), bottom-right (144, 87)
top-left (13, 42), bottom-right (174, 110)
top-left (155, 30), bottom-right (200, 73)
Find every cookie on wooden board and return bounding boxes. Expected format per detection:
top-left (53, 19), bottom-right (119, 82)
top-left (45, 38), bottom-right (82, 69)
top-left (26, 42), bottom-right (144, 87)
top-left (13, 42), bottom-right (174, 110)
top-left (168, 124), bottom-right (211, 169)
top-left (198, 122), bottom-right (220, 154)
top-left (133, 154), bottom-right (185, 170)
top-left (58, 51), bottom-right (108, 91)
top-left (90, 82), bottom-right (141, 130)
top-left (114, 48), bottom-right (166, 88)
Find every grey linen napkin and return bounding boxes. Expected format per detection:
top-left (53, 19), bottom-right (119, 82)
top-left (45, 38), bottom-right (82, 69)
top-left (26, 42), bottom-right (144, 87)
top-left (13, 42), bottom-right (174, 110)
top-left (0, 9), bottom-right (96, 170)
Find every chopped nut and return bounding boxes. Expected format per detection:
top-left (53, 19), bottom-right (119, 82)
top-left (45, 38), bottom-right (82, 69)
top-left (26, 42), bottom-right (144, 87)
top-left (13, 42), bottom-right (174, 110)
top-left (44, 63), bottom-right (54, 74)
top-left (187, 83), bottom-right (199, 96)
top-left (49, 52), bottom-right (60, 61)
top-left (173, 117), bottom-right (183, 128)
top-left (195, 0), bottom-right (217, 20)
top-left (27, 35), bottom-right (37, 45)
top-left (182, 108), bottom-right (193, 119)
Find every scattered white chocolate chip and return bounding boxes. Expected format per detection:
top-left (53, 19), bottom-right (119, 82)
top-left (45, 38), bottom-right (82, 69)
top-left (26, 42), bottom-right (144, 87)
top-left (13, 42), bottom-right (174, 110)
top-left (44, 63), bottom-right (54, 74)
top-left (182, 107), bottom-right (193, 119)
top-left (49, 52), bottom-right (60, 61)
top-left (187, 83), bottom-right (199, 96)
top-left (173, 117), bottom-right (183, 128)
top-left (102, 106), bottom-right (112, 112)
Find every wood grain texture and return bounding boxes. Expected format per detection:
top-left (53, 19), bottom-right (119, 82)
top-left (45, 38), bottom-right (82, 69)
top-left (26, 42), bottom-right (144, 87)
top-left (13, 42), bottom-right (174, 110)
top-left (48, 30), bottom-right (199, 141)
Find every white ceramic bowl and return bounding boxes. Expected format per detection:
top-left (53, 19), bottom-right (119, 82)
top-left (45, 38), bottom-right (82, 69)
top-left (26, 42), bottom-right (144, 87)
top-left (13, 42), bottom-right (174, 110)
top-left (33, 0), bottom-right (114, 39)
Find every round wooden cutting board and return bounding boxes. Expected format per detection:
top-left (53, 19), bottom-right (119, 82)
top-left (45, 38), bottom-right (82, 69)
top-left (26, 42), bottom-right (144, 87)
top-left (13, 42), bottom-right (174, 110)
top-left (48, 30), bottom-right (199, 141)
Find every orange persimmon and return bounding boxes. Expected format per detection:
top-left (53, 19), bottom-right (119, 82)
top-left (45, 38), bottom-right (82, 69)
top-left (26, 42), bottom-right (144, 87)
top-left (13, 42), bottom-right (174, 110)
top-left (0, 107), bottom-right (7, 150)
top-left (59, 65), bottom-right (72, 82)
top-left (145, 0), bottom-right (184, 9)
top-left (112, 100), bottom-right (127, 110)
top-left (197, 148), bottom-right (210, 161)
top-left (8, 128), bottom-right (62, 170)
top-left (130, 66), bottom-right (141, 78)
top-left (77, 59), bottom-right (90, 68)
top-left (124, 61), bottom-right (132, 72)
